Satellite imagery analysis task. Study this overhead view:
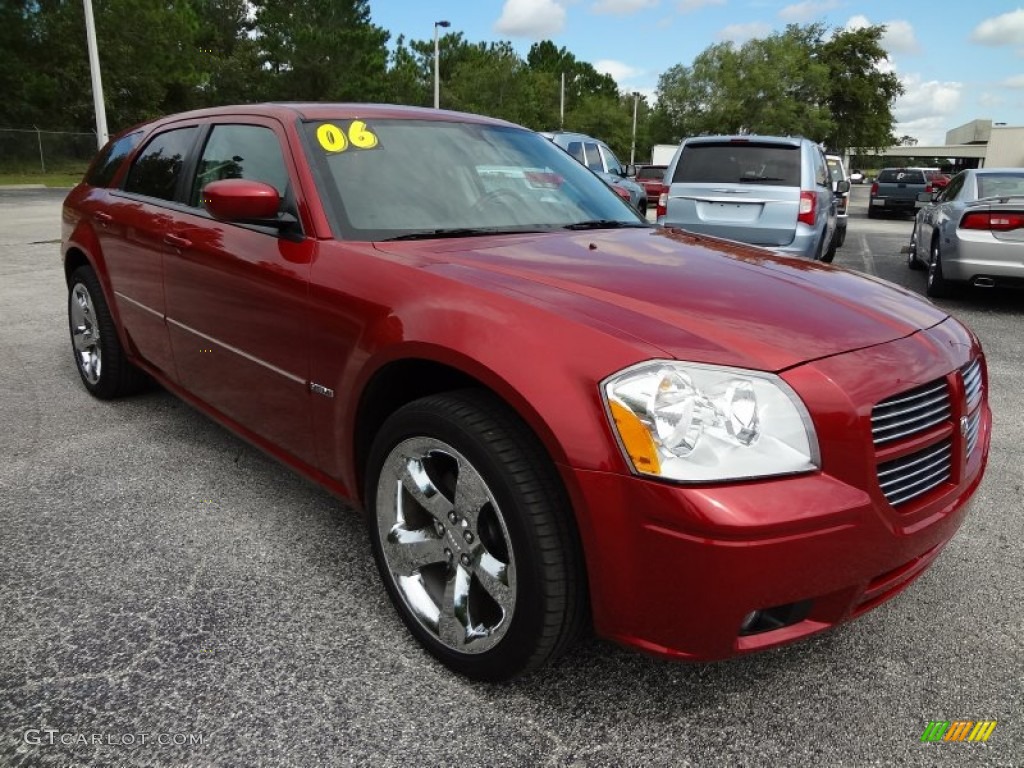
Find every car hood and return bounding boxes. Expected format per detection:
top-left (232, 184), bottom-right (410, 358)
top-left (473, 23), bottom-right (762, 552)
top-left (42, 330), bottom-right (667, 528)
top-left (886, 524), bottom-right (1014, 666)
top-left (374, 227), bottom-right (949, 372)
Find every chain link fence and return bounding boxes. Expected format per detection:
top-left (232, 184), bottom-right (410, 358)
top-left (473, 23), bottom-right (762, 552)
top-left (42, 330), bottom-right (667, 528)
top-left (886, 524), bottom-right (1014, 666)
top-left (0, 128), bottom-right (98, 174)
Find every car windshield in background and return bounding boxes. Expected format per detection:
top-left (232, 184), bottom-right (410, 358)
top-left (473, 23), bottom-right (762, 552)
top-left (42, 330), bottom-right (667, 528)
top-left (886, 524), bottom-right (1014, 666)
top-left (977, 173), bottom-right (1024, 199)
top-left (826, 158), bottom-right (846, 181)
top-left (877, 169), bottom-right (927, 184)
top-left (673, 143), bottom-right (800, 186)
top-left (636, 166), bottom-right (666, 180)
top-left (303, 119), bottom-right (645, 241)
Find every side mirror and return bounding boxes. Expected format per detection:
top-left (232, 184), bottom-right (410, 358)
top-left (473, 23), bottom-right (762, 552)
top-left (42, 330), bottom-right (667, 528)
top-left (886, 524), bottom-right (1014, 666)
top-left (202, 179), bottom-right (298, 233)
top-left (836, 179), bottom-right (850, 194)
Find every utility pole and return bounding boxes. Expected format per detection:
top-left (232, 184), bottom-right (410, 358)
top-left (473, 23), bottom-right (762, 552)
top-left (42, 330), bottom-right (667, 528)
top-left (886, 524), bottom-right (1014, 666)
top-left (433, 20), bottom-right (451, 109)
top-left (630, 92), bottom-right (639, 166)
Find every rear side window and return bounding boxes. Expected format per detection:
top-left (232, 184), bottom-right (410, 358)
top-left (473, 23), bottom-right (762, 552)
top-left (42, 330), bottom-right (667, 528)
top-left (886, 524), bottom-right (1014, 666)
top-left (123, 126), bottom-right (199, 202)
top-left (673, 143), bottom-right (800, 186)
top-left (877, 169), bottom-right (926, 184)
top-left (976, 173), bottom-right (1024, 199)
top-left (190, 124), bottom-right (290, 207)
top-left (86, 131), bottom-right (143, 188)
top-left (583, 143), bottom-right (603, 172)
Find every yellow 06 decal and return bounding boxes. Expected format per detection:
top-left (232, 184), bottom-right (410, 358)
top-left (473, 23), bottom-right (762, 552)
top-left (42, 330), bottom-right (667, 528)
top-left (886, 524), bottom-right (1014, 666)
top-left (316, 121), bottom-right (379, 153)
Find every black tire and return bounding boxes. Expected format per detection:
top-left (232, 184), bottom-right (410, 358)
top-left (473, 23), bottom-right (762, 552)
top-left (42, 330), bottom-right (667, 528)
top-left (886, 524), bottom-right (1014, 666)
top-left (925, 237), bottom-right (960, 299)
top-left (867, 205), bottom-right (878, 219)
top-left (67, 266), bottom-right (147, 399)
top-left (365, 389), bottom-right (587, 681)
top-left (821, 229), bottom-right (838, 264)
top-left (907, 223), bottom-right (925, 271)
top-left (834, 225), bottom-right (846, 249)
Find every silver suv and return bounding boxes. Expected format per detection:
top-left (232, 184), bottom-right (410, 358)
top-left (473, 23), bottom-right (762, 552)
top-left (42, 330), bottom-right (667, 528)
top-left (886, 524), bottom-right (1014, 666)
top-left (542, 131), bottom-right (647, 211)
top-left (659, 135), bottom-right (846, 262)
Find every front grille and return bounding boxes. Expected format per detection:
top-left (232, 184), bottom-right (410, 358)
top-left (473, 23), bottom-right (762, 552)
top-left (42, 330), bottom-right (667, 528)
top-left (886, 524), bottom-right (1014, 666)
top-left (871, 378), bottom-right (951, 446)
top-left (877, 440), bottom-right (953, 507)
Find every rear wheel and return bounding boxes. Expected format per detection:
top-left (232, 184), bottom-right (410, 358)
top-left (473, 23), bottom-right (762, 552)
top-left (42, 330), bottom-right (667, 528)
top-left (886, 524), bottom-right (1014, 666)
top-left (67, 266), bottom-right (147, 398)
top-left (365, 390), bottom-right (587, 681)
top-left (821, 229), bottom-right (838, 263)
top-left (926, 237), bottom-right (960, 298)
top-left (867, 205), bottom-right (878, 219)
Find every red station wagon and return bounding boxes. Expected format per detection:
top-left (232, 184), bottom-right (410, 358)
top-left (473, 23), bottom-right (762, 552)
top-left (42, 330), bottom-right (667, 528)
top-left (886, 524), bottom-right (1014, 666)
top-left (62, 104), bottom-right (991, 681)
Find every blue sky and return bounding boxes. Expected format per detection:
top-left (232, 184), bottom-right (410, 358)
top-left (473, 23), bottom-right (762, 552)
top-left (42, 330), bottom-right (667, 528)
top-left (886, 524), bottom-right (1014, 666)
top-left (369, 1), bottom-right (1024, 146)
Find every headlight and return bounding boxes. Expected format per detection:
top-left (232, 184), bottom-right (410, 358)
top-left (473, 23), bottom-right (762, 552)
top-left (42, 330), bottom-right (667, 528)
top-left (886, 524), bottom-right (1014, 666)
top-left (602, 361), bottom-right (820, 483)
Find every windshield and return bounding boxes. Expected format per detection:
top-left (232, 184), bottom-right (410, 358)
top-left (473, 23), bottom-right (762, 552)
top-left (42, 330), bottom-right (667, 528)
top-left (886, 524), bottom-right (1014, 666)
top-left (826, 158), bottom-right (845, 181)
top-left (302, 118), bottom-right (645, 240)
top-left (673, 143), bottom-right (801, 186)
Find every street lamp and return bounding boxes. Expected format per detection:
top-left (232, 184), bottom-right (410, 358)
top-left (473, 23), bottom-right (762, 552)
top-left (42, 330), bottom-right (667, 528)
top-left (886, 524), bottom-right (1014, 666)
top-left (629, 92), bottom-right (639, 166)
top-left (433, 20), bottom-right (451, 109)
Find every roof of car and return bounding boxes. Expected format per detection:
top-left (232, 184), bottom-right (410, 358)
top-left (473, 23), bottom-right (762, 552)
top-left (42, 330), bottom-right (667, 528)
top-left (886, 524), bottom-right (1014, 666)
top-left (117, 103), bottom-right (519, 137)
top-left (681, 135), bottom-right (806, 147)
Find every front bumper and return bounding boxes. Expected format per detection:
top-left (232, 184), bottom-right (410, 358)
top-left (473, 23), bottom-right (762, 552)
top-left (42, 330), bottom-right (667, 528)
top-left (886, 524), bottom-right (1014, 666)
top-left (569, 323), bottom-right (990, 661)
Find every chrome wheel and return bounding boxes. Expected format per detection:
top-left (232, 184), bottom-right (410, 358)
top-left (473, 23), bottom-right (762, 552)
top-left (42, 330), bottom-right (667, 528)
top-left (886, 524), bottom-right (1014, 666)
top-left (376, 436), bottom-right (516, 654)
top-left (70, 282), bottom-right (102, 384)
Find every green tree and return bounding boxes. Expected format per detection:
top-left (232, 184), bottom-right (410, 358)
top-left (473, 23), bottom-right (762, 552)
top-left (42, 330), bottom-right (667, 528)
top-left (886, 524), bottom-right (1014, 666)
top-left (818, 24), bottom-right (904, 150)
top-left (656, 23), bottom-right (903, 150)
top-left (253, 0), bottom-right (389, 102)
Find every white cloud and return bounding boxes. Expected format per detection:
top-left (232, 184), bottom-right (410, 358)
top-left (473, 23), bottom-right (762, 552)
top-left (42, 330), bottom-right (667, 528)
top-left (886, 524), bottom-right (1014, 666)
top-left (880, 20), bottom-right (918, 54)
top-left (843, 16), bottom-right (918, 54)
top-left (1003, 74), bottom-right (1024, 88)
top-left (978, 92), bottom-right (1006, 108)
top-left (893, 74), bottom-right (963, 144)
top-left (716, 22), bottom-right (772, 43)
top-left (594, 59), bottom-right (643, 83)
top-left (592, 0), bottom-right (659, 14)
top-left (494, 0), bottom-right (567, 38)
top-left (779, 0), bottom-right (839, 23)
top-left (677, 0), bottom-right (725, 12)
top-left (971, 9), bottom-right (1024, 47)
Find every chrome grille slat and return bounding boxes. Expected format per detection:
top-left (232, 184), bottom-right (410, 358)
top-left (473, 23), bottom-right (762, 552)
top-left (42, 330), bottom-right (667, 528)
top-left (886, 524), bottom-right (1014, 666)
top-left (877, 443), bottom-right (950, 480)
top-left (871, 379), bottom-right (951, 447)
top-left (962, 359), bottom-right (982, 414)
top-left (965, 408), bottom-right (981, 458)
top-left (877, 440), bottom-right (953, 507)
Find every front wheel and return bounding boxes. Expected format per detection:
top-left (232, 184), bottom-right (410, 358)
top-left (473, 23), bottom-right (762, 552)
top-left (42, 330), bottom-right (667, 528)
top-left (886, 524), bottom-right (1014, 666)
top-left (365, 390), bottom-right (587, 681)
top-left (67, 266), bottom-right (147, 398)
top-left (908, 223), bottom-right (925, 270)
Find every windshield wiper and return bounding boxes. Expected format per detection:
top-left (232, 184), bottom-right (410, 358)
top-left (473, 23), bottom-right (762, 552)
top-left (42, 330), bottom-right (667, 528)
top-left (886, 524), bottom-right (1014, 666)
top-left (381, 227), bottom-right (543, 241)
top-left (562, 220), bottom-right (650, 230)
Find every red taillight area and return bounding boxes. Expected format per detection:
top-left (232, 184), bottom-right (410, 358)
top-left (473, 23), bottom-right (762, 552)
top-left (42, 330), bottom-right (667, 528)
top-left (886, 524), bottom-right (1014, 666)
top-left (656, 192), bottom-right (667, 218)
top-left (798, 190), bottom-right (816, 226)
top-left (613, 186), bottom-right (631, 202)
top-left (870, 182), bottom-right (879, 196)
top-left (924, 184), bottom-right (933, 194)
top-left (960, 211), bottom-right (1024, 231)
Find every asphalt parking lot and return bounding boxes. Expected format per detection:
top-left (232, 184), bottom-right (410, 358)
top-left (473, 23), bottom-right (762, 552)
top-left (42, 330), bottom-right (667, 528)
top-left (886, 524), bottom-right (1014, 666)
top-left (1, 185), bottom-right (1021, 767)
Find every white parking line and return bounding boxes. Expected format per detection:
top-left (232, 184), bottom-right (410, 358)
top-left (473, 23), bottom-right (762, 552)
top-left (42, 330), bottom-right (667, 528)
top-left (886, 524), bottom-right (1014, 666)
top-left (858, 232), bottom-right (876, 275)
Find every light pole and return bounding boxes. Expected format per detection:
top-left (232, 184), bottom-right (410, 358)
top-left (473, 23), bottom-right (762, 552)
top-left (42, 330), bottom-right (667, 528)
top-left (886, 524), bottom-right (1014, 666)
top-left (629, 92), bottom-right (639, 166)
top-left (83, 0), bottom-right (109, 148)
top-left (433, 20), bottom-right (450, 109)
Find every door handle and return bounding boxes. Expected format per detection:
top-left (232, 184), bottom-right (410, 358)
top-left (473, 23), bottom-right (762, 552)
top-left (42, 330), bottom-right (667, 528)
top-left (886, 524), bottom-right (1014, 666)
top-left (94, 212), bottom-right (113, 225)
top-left (163, 233), bottom-right (191, 249)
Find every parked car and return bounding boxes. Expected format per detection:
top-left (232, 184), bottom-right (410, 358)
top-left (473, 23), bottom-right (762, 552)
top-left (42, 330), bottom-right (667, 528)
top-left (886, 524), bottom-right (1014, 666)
top-left (542, 130), bottom-right (647, 211)
top-left (908, 167), bottom-right (1024, 297)
top-left (632, 164), bottom-right (667, 205)
top-left (659, 135), bottom-right (845, 262)
top-left (826, 154), bottom-right (849, 248)
top-left (849, 169), bottom-right (865, 184)
top-left (869, 168), bottom-right (930, 218)
top-left (63, 104), bottom-right (989, 681)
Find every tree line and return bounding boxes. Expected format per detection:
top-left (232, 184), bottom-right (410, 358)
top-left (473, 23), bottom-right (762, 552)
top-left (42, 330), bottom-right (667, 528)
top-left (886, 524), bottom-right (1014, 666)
top-left (0, 0), bottom-right (902, 159)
